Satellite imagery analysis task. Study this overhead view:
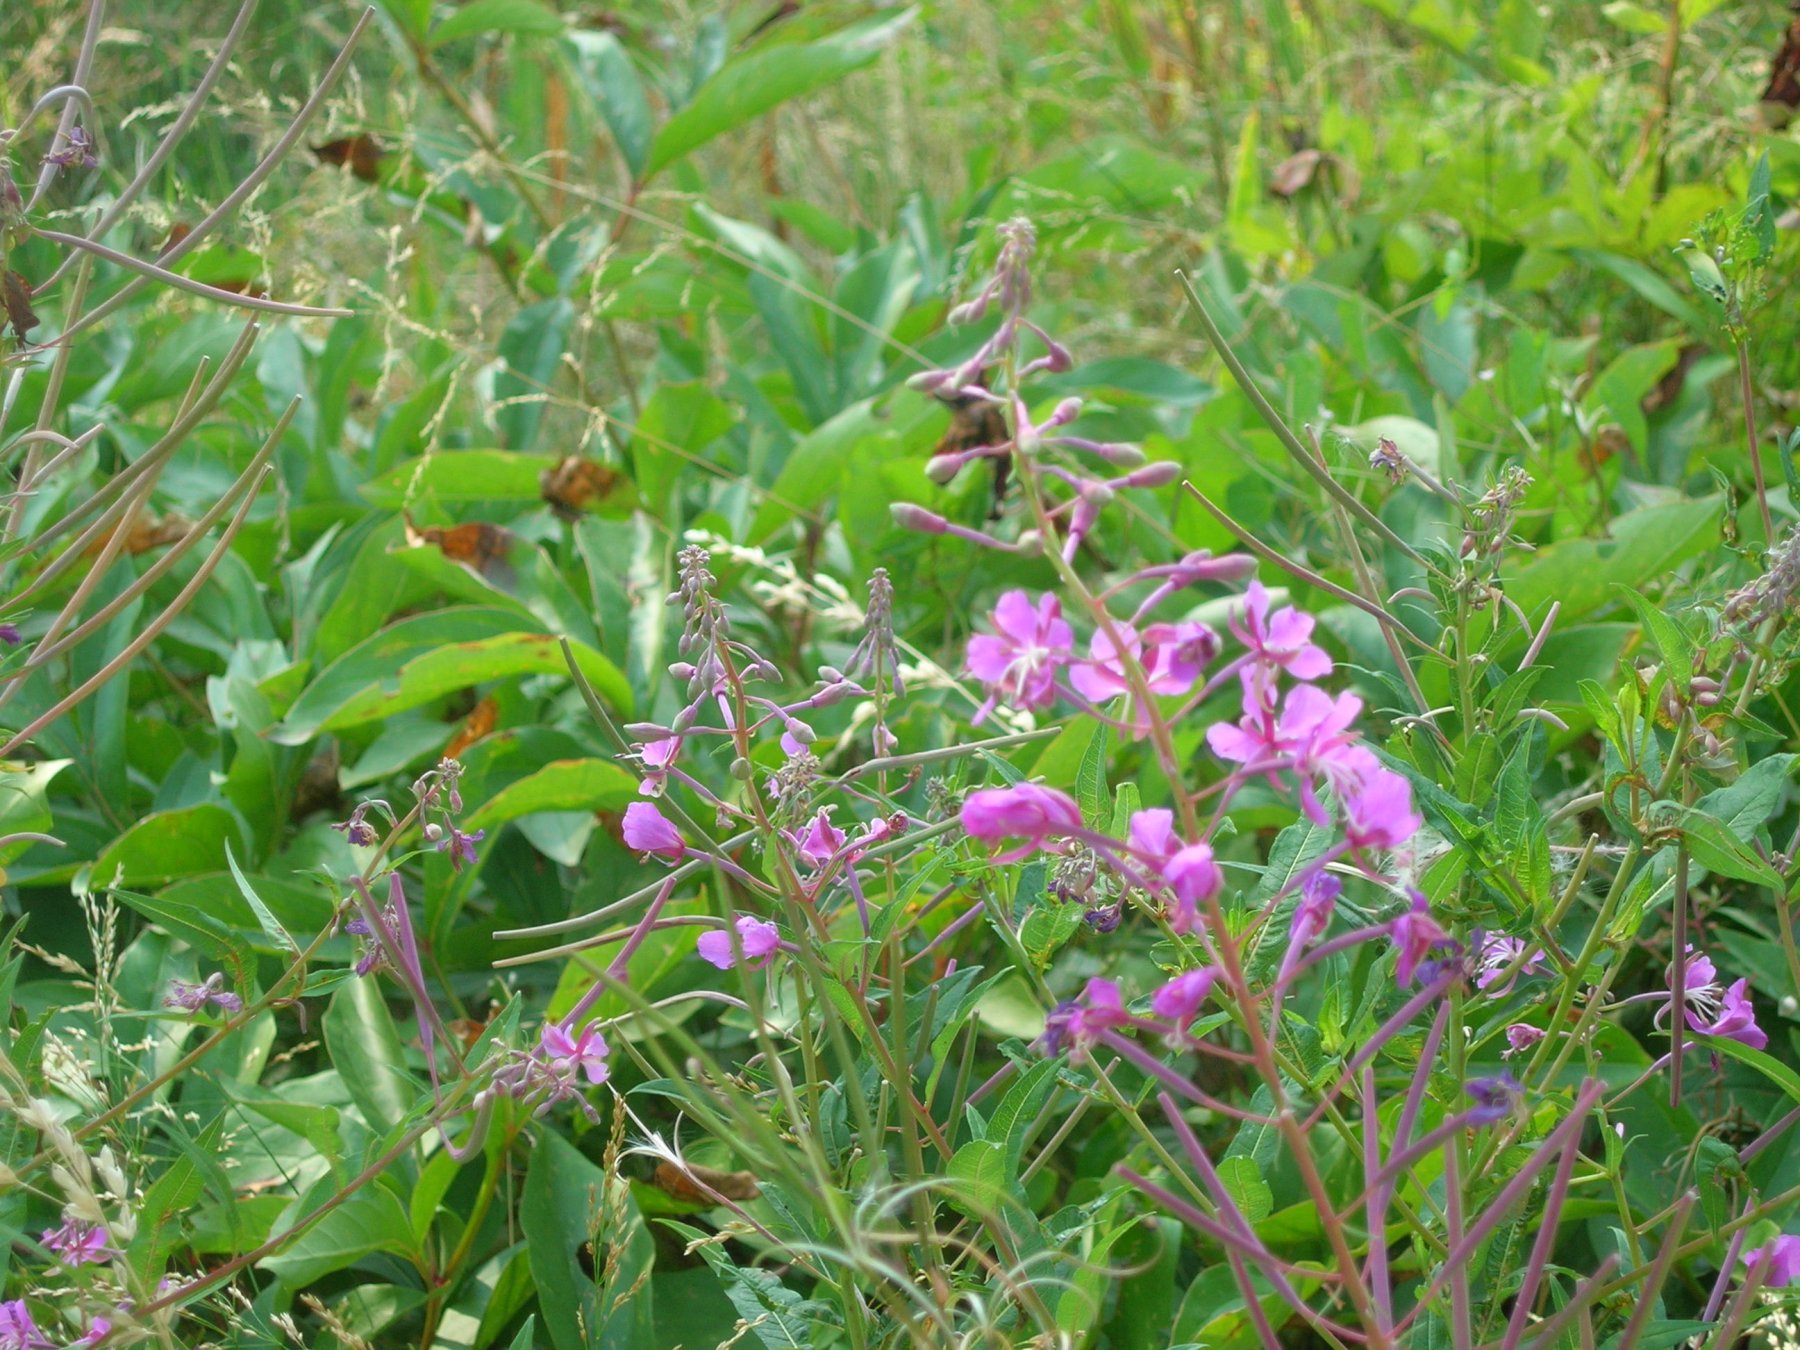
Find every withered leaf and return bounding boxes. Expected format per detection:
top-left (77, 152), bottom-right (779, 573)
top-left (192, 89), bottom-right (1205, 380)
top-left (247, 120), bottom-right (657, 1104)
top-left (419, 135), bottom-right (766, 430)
top-left (444, 695), bottom-right (498, 759)
top-left (312, 135), bottom-right (384, 184)
top-left (3, 270), bottom-right (37, 338)
top-left (540, 456), bottom-right (626, 520)
top-left (650, 1159), bottom-right (763, 1205)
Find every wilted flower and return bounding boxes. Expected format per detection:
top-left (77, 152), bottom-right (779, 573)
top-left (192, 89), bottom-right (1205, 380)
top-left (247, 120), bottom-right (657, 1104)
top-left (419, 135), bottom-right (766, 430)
top-left (960, 783), bottom-right (1082, 863)
top-left (1502, 1023), bottom-right (1545, 1058)
top-left (622, 802), bottom-right (686, 861)
top-left (164, 972), bottom-right (242, 1015)
top-left (1041, 978), bottom-right (1130, 1058)
top-left (697, 916), bottom-right (781, 971)
top-left (44, 126), bottom-right (96, 169)
top-left (436, 825), bottom-right (485, 870)
top-left (0, 623), bottom-right (19, 647)
top-left (1465, 1071), bottom-right (1523, 1124)
top-left (965, 591), bottom-right (1073, 722)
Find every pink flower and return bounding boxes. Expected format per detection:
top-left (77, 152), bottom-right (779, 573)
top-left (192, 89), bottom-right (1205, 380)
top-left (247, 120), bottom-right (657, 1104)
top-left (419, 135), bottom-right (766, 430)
top-left (1125, 809), bottom-right (1222, 932)
top-left (698, 916), bottom-right (781, 971)
top-left (0, 1301), bottom-right (50, 1350)
top-left (68, 1319), bottom-right (110, 1350)
top-left (1344, 768), bottom-right (1422, 852)
top-left (1670, 949), bottom-right (1768, 1050)
top-left (636, 737), bottom-right (679, 796)
top-left (790, 808), bottom-right (846, 870)
top-left (1745, 1233), bottom-right (1800, 1287)
top-left (1291, 870), bottom-right (1341, 948)
top-left (1069, 622), bottom-right (1219, 704)
top-left (1502, 1023), bottom-right (1545, 1058)
top-left (1473, 933), bottom-right (1541, 992)
top-left (1231, 581), bottom-right (1332, 678)
top-left (1042, 977), bottom-right (1131, 1057)
top-left (961, 784), bottom-right (1082, 862)
top-left (1389, 891), bottom-right (1454, 986)
top-left (622, 802), bottom-right (685, 861)
top-left (40, 1218), bottom-right (111, 1266)
top-left (965, 591), bottom-right (1073, 722)
top-left (1151, 968), bottom-right (1219, 1029)
top-left (539, 1019), bottom-right (611, 1085)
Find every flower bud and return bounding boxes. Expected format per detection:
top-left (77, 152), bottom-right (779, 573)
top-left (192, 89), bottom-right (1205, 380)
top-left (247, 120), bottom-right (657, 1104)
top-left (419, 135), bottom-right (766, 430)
top-left (1123, 461), bottom-right (1182, 488)
top-left (891, 503), bottom-right (948, 534)
top-left (925, 453), bottom-right (966, 484)
top-left (730, 756), bottom-right (753, 780)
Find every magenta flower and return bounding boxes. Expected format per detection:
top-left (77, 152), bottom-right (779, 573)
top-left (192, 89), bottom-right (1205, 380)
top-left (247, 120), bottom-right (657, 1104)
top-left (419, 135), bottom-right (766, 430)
top-left (1465, 1071), bottom-right (1523, 1124)
top-left (1150, 968), bottom-right (1219, 1030)
top-left (1343, 768), bottom-right (1422, 852)
top-left (164, 972), bottom-right (242, 1016)
top-left (622, 802), bottom-right (685, 861)
top-left (1230, 581), bottom-right (1332, 679)
top-left (698, 916), bottom-right (782, 971)
top-left (40, 1218), bottom-right (111, 1266)
top-left (960, 783), bottom-right (1082, 863)
top-left (1126, 809), bottom-right (1222, 931)
top-left (539, 1019), bottom-right (611, 1085)
top-left (1502, 1023), bottom-right (1545, 1058)
top-left (0, 1302), bottom-right (50, 1350)
top-left (1070, 621), bottom-right (1218, 703)
top-left (636, 736), bottom-right (680, 797)
top-left (790, 808), bottom-right (846, 870)
top-left (965, 591), bottom-right (1073, 722)
top-left (1041, 977), bottom-right (1131, 1058)
top-left (67, 1319), bottom-right (110, 1350)
top-left (1671, 951), bottom-right (1769, 1050)
top-left (1389, 891), bottom-right (1454, 986)
top-left (1745, 1233), bottom-right (1800, 1287)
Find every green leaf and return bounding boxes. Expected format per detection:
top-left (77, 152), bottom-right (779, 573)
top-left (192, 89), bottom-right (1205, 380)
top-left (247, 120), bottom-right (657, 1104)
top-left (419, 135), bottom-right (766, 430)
top-left (524, 1132), bottom-right (656, 1350)
top-left (226, 843), bottom-right (298, 958)
top-left (664, 1220), bottom-right (839, 1348)
top-left (1504, 496), bottom-right (1720, 622)
top-left (463, 758), bottom-right (639, 833)
top-left (494, 298), bottom-right (574, 451)
top-left (429, 0), bottom-right (564, 48)
top-left (570, 31), bottom-right (653, 179)
top-left (359, 449), bottom-right (559, 508)
top-left (646, 10), bottom-right (918, 174)
top-left (275, 608), bottom-right (631, 743)
top-left (0, 761), bottom-right (69, 866)
top-left (90, 804), bottom-right (239, 890)
top-left (1692, 1034), bottom-right (1800, 1104)
top-left (262, 1180), bottom-right (417, 1287)
top-left (1655, 802), bottom-right (1784, 888)
top-left (324, 977), bottom-right (417, 1137)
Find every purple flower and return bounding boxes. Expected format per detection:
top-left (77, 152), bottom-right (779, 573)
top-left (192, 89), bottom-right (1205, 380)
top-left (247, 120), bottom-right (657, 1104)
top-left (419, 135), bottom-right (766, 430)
top-left (68, 1319), bottom-right (110, 1350)
top-left (790, 808), bottom-right (846, 870)
top-left (40, 1218), bottom-right (111, 1266)
top-left (539, 1020), bottom-right (610, 1085)
top-left (44, 126), bottom-right (96, 170)
top-left (965, 591), bottom-right (1073, 722)
top-left (0, 1302), bottom-right (51, 1350)
top-left (697, 916), bottom-right (781, 971)
top-left (1745, 1234), bottom-right (1800, 1287)
top-left (1388, 891), bottom-right (1454, 987)
top-left (330, 812), bottom-right (378, 848)
top-left (960, 783), bottom-right (1082, 863)
top-left (1041, 978), bottom-right (1131, 1058)
top-left (1230, 581), bottom-right (1332, 679)
top-left (1465, 1071), bottom-right (1523, 1124)
top-left (436, 826), bottom-right (485, 870)
top-left (1290, 870), bottom-right (1341, 948)
top-left (164, 972), bottom-right (242, 1015)
top-left (622, 802), bottom-right (685, 862)
top-left (1502, 1023), bottom-right (1545, 1058)
top-left (1343, 768), bottom-right (1422, 853)
top-left (0, 624), bottom-right (19, 647)
top-left (1150, 968), bottom-right (1218, 1031)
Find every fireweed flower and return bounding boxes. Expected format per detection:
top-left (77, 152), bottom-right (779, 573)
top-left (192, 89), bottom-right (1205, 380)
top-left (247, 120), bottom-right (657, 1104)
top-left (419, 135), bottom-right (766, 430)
top-left (622, 802), bottom-right (685, 862)
top-left (1503, 1023), bottom-right (1546, 1058)
top-left (1744, 1234), bottom-right (1800, 1287)
top-left (697, 916), bottom-right (781, 971)
top-left (1150, 968), bottom-right (1219, 1031)
top-left (1388, 891), bottom-right (1455, 986)
top-left (1465, 1071), bottom-right (1523, 1124)
top-left (1230, 580), bottom-right (1333, 679)
top-left (164, 972), bottom-right (242, 1015)
top-left (1343, 767), bottom-right (1423, 853)
top-left (0, 623), bottom-right (19, 646)
top-left (1041, 978), bottom-right (1131, 1058)
top-left (961, 783), bottom-right (1082, 863)
top-left (540, 1020), bottom-right (611, 1086)
top-left (965, 590), bottom-right (1073, 722)
top-left (40, 1218), bottom-right (111, 1266)
top-left (0, 1302), bottom-right (49, 1350)
top-left (1473, 933), bottom-right (1542, 992)
top-left (1125, 809), bottom-right (1222, 933)
top-left (1669, 950), bottom-right (1768, 1050)
top-left (1291, 870), bottom-right (1342, 948)
top-left (790, 808), bottom-right (846, 870)
top-left (634, 736), bottom-right (680, 797)
top-left (436, 825), bottom-right (485, 870)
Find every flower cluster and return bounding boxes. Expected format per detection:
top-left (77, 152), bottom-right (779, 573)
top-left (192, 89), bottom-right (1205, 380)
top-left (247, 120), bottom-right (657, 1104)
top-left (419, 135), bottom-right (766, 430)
top-left (479, 1019), bottom-right (610, 1119)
